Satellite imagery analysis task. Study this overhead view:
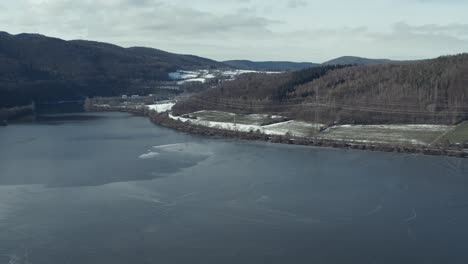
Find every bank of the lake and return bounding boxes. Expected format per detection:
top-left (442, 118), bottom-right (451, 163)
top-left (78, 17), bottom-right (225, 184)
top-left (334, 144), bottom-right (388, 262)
top-left (0, 103), bottom-right (35, 124)
top-left (86, 104), bottom-right (468, 159)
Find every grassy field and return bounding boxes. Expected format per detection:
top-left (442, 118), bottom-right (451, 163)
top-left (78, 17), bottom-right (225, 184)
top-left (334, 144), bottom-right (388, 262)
top-left (189, 111), bottom-right (284, 126)
top-left (181, 110), bottom-right (462, 146)
top-left (263, 121), bottom-right (322, 137)
top-left (434, 122), bottom-right (468, 145)
top-left (318, 124), bottom-right (453, 146)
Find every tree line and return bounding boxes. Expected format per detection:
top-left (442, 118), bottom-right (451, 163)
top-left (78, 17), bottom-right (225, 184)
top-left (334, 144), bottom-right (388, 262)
top-left (173, 54), bottom-right (468, 125)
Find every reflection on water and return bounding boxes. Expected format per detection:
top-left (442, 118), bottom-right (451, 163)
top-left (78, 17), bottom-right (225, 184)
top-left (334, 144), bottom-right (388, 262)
top-left (36, 113), bottom-right (106, 124)
top-left (0, 112), bottom-right (468, 264)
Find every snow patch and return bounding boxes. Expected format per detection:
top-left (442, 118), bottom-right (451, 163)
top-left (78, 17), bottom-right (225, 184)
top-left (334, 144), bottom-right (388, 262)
top-left (168, 70), bottom-right (199, 80)
top-left (169, 69), bottom-right (280, 85)
top-left (169, 113), bottom-right (263, 133)
top-left (169, 113), bottom-right (320, 137)
top-left (177, 78), bottom-right (206, 85)
top-left (270, 115), bottom-right (284, 119)
top-left (153, 143), bottom-right (183, 149)
top-left (146, 102), bottom-right (175, 113)
top-left (263, 120), bottom-right (323, 137)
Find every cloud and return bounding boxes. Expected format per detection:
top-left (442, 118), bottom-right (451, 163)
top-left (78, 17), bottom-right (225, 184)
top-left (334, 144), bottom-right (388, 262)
top-left (411, 0), bottom-right (465, 3)
top-left (2, 0), bottom-right (468, 61)
top-left (347, 22), bottom-right (468, 59)
top-left (140, 7), bottom-right (280, 37)
top-left (124, 0), bottom-right (158, 6)
top-left (287, 0), bottom-right (308, 8)
top-left (11, 0), bottom-right (278, 40)
top-left (393, 22), bottom-right (468, 40)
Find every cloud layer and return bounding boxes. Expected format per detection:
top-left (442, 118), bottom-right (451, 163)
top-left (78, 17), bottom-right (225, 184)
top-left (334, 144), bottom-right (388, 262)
top-left (2, 0), bottom-right (468, 62)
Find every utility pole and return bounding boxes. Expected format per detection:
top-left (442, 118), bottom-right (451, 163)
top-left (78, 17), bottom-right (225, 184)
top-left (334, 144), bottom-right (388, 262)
top-left (315, 87), bottom-right (319, 128)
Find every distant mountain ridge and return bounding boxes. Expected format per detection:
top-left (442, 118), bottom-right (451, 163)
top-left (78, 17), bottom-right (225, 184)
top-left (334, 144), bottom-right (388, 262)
top-left (223, 60), bottom-right (319, 71)
top-left (0, 31), bottom-right (225, 77)
top-left (0, 31), bottom-right (226, 107)
top-left (0, 30), bottom-right (419, 109)
top-left (224, 56), bottom-right (407, 72)
top-left (322, 56), bottom-right (401, 66)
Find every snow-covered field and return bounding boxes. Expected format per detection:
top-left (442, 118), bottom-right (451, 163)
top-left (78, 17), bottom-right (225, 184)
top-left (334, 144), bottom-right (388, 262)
top-left (168, 69), bottom-right (278, 84)
top-left (169, 113), bottom-right (264, 133)
top-left (168, 71), bottom-right (199, 80)
top-left (168, 111), bottom-right (321, 137)
top-left (432, 121), bottom-right (468, 145)
top-left (177, 78), bottom-right (208, 85)
top-left (145, 105), bottom-right (453, 146)
top-left (319, 124), bottom-right (453, 145)
top-left (190, 110), bottom-right (284, 126)
top-left (146, 102), bottom-right (176, 113)
top-left (263, 121), bottom-right (323, 137)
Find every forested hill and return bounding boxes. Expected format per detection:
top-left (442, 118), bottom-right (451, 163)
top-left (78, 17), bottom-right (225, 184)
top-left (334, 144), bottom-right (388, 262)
top-left (0, 31), bottom-right (225, 107)
top-left (223, 56), bottom-right (404, 71)
top-left (322, 56), bottom-right (401, 65)
top-left (173, 54), bottom-right (468, 125)
top-left (223, 60), bottom-right (319, 71)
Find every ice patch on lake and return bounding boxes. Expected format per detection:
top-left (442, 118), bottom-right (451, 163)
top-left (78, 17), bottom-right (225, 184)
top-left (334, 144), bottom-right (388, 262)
top-left (139, 152), bottom-right (160, 159)
top-left (153, 142), bottom-right (213, 156)
top-left (0, 187), bottom-right (36, 223)
top-left (7, 254), bottom-right (20, 264)
top-left (123, 194), bottom-right (174, 206)
top-left (403, 209), bottom-right (417, 222)
top-left (153, 143), bottom-right (183, 149)
top-left (0, 204), bottom-right (8, 222)
top-left (256, 195), bottom-right (270, 203)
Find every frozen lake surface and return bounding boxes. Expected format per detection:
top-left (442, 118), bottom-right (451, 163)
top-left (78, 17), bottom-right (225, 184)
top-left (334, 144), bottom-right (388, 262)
top-left (1, 112), bottom-right (468, 264)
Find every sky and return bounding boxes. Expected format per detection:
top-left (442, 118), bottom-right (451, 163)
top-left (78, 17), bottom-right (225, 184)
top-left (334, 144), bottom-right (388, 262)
top-left (1, 0), bottom-right (468, 62)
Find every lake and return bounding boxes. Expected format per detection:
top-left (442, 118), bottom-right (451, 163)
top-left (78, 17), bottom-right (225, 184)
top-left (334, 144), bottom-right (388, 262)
top-left (1, 112), bottom-right (468, 264)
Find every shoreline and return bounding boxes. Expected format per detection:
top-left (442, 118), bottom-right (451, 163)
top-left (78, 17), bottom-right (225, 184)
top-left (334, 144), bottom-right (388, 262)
top-left (86, 105), bottom-right (468, 159)
top-left (0, 103), bottom-right (36, 125)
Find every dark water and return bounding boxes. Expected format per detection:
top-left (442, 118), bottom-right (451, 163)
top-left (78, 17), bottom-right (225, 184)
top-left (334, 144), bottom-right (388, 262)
top-left (1, 112), bottom-right (468, 264)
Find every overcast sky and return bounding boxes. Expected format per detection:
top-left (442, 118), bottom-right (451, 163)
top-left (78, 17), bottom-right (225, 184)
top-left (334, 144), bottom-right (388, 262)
top-left (2, 0), bottom-right (468, 62)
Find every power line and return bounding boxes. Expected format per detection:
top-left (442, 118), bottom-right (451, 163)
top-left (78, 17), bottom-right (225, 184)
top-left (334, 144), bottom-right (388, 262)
top-left (181, 95), bottom-right (468, 116)
top-left (187, 93), bottom-right (468, 108)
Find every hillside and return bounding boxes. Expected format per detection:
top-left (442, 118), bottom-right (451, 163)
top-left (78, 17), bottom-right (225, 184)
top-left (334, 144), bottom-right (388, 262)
top-left (126, 47), bottom-right (224, 70)
top-left (223, 56), bottom-right (399, 71)
top-left (223, 60), bottom-right (318, 71)
top-left (0, 32), bottom-right (226, 107)
top-left (322, 56), bottom-right (400, 66)
top-left (173, 54), bottom-right (468, 125)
